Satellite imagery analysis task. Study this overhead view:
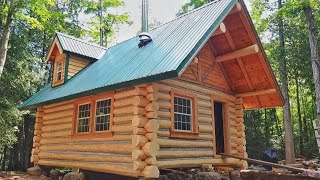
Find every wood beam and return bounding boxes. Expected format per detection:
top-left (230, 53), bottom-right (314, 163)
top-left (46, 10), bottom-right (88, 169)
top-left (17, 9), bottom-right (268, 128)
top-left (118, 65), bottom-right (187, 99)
top-left (212, 23), bottom-right (226, 36)
top-left (191, 57), bottom-right (199, 65)
top-left (229, 2), bottom-right (242, 15)
top-left (236, 89), bottom-right (277, 97)
top-left (215, 44), bottom-right (259, 62)
top-left (201, 62), bottom-right (216, 81)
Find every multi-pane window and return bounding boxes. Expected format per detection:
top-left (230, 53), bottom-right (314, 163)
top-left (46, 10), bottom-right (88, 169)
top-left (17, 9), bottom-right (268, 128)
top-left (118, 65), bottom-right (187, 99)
top-left (95, 99), bottom-right (111, 132)
top-left (174, 96), bottom-right (192, 131)
top-left (57, 62), bottom-right (63, 81)
top-left (77, 103), bottom-right (91, 133)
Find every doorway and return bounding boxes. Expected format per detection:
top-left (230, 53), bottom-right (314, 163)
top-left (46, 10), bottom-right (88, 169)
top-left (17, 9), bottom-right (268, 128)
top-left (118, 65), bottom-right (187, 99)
top-left (214, 101), bottom-right (225, 154)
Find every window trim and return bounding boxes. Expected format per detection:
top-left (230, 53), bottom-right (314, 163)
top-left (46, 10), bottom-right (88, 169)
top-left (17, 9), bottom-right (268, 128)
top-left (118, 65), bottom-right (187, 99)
top-left (170, 89), bottom-right (199, 139)
top-left (72, 92), bottom-right (114, 138)
top-left (52, 55), bottom-right (65, 87)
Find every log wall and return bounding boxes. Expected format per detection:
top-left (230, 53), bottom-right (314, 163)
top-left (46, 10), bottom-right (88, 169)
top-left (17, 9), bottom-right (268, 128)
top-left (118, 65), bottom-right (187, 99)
top-left (153, 79), bottom-right (246, 169)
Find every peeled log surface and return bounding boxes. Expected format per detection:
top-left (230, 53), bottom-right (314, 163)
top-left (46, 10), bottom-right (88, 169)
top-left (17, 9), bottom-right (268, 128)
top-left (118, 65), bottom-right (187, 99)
top-left (235, 110), bottom-right (244, 118)
top-left (38, 160), bottom-right (139, 177)
top-left (43, 110), bottom-right (73, 121)
top-left (157, 92), bottom-right (171, 101)
top-left (230, 128), bottom-right (238, 136)
top-left (132, 115), bottom-right (148, 127)
top-left (42, 117), bottom-right (72, 125)
top-left (157, 131), bottom-right (170, 137)
top-left (132, 135), bottom-right (148, 147)
top-left (36, 117), bottom-right (44, 123)
top-left (158, 111), bottom-right (170, 119)
top-left (32, 148), bottom-right (40, 155)
top-left (236, 122), bottom-right (245, 131)
top-left (33, 136), bottom-right (41, 142)
top-left (236, 118), bottom-right (244, 123)
top-left (198, 101), bottom-right (212, 108)
top-left (237, 138), bottom-right (246, 146)
top-left (145, 133), bottom-right (157, 141)
top-left (31, 155), bottom-right (39, 162)
top-left (133, 160), bottom-right (147, 170)
top-left (146, 112), bottom-right (158, 119)
top-left (144, 120), bottom-right (159, 133)
top-left (158, 151), bottom-right (213, 159)
top-left (43, 101), bottom-right (72, 109)
top-left (237, 145), bottom-right (246, 153)
top-left (34, 123), bottom-right (43, 130)
top-left (158, 101), bottom-right (171, 110)
top-left (114, 87), bottom-right (148, 99)
top-left (146, 84), bottom-right (159, 93)
top-left (157, 84), bottom-right (171, 92)
top-left (199, 125), bottom-right (213, 133)
top-left (113, 106), bottom-right (147, 115)
top-left (140, 166), bottom-right (160, 179)
top-left (112, 124), bottom-right (133, 132)
top-left (40, 144), bottom-right (133, 155)
top-left (133, 127), bottom-right (147, 135)
top-left (132, 149), bottom-right (147, 160)
top-left (157, 158), bottom-right (241, 169)
top-left (216, 44), bottom-right (259, 63)
top-left (158, 120), bottom-right (171, 129)
top-left (113, 115), bottom-right (134, 123)
top-left (42, 124), bottom-right (72, 132)
top-left (43, 103), bottom-right (73, 114)
top-left (157, 139), bottom-right (213, 148)
top-left (40, 135), bottom-right (131, 144)
top-left (212, 23), bottom-right (226, 36)
top-left (198, 108), bottom-right (212, 116)
top-left (142, 142), bottom-right (160, 156)
top-left (145, 156), bottom-right (157, 165)
top-left (162, 80), bottom-right (235, 101)
top-left (145, 102), bottom-right (160, 112)
top-left (235, 97), bottom-right (243, 105)
top-left (146, 93), bottom-right (159, 101)
top-left (34, 130), bottom-right (42, 136)
top-left (198, 116), bottom-right (213, 123)
top-left (114, 96), bottom-right (150, 107)
top-left (231, 148), bottom-right (238, 155)
top-left (41, 130), bottom-right (70, 138)
top-left (38, 152), bottom-right (133, 163)
top-left (237, 131), bottom-right (245, 138)
top-left (33, 142), bottom-right (40, 148)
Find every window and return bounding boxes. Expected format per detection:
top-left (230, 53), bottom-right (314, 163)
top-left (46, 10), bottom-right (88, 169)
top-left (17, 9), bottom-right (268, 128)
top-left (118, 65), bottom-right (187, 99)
top-left (72, 92), bottom-right (114, 137)
top-left (57, 62), bottom-right (63, 81)
top-left (170, 89), bottom-right (198, 138)
top-left (77, 103), bottom-right (91, 133)
top-left (174, 96), bottom-right (192, 131)
top-left (95, 99), bottom-right (111, 132)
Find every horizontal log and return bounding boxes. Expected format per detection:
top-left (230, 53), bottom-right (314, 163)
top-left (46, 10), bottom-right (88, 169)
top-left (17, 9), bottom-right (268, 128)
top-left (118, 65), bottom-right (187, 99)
top-left (114, 96), bottom-right (149, 107)
top-left (198, 108), bottom-right (212, 116)
top-left (198, 116), bottom-right (212, 123)
top-left (34, 123), bottom-right (43, 130)
top-left (36, 117), bottom-right (44, 123)
top-left (157, 139), bottom-right (213, 148)
top-left (146, 84), bottom-right (159, 93)
top-left (43, 110), bottom-right (73, 121)
top-left (134, 160), bottom-right (147, 170)
top-left (132, 135), bottom-right (148, 147)
top-left (133, 127), bottom-right (147, 135)
top-left (140, 166), bottom-right (160, 179)
top-left (42, 124), bottom-right (72, 132)
top-left (132, 149), bottom-right (147, 160)
top-left (198, 94), bottom-right (211, 101)
top-left (145, 102), bottom-right (159, 112)
top-left (112, 124), bottom-right (133, 132)
top-left (235, 97), bottom-right (243, 105)
top-left (34, 130), bottom-right (42, 136)
top-left (132, 115), bottom-right (148, 127)
top-left (157, 92), bottom-right (171, 101)
top-left (158, 111), bottom-right (170, 119)
top-left (237, 145), bottom-right (246, 153)
top-left (32, 148), bottom-right (40, 155)
top-left (40, 144), bottom-right (133, 155)
top-left (41, 130), bottom-right (70, 138)
top-left (157, 131), bottom-right (170, 137)
top-left (231, 148), bottom-right (238, 155)
top-left (146, 93), bottom-right (159, 101)
top-left (33, 136), bottom-right (41, 142)
top-left (158, 151), bottom-right (213, 159)
top-left (158, 101), bottom-right (171, 110)
top-left (145, 156), bottom-right (157, 165)
top-left (236, 122), bottom-right (245, 131)
top-left (33, 142), bottom-right (40, 147)
top-left (43, 103), bottom-right (73, 114)
top-left (114, 87), bottom-right (148, 99)
top-left (114, 106), bottom-right (147, 115)
top-left (199, 125), bottom-right (213, 133)
top-left (42, 117), bottom-right (72, 125)
top-left (113, 115), bottom-right (134, 123)
top-left (229, 2), bottom-right (241, 14)
top-left (146, 112), bottom-right (158, 119)
top-left (236, 89), bottom-right (277, 98)
top-left (40, 135), bottom-right (131, 144)
top-left (198, 101), bottom-right (212, 108)
top-left (158, 120), bottom-right (171, 129)
top-left (36, 111), bottom-right (44, 118)
top-left (145, 133), bottom-right (157, 141)
top-left (216, 44), bottom-right (259, 62)
top-left (38, 160), bottom-right (139, 177)
top-left (236, 118), bottom-right (244, 123)
top-left (157, 158), bottom-right (241, 169)
top-left (31, 155), bottom-right (39, 162)
top-left (237, 131), bottom-right (245, 138)
top-left (144, 120), bottom-right (159, 133)
top-left (142, 142), bottom-right (160, 156)
top-left (235, 111), bottom-right (244, 118)
top-left (43, 100), bottom-right (73, 109)
top-left (235, 104), bottom-right (243, 110)
top-left (157, 84), bottom-right (171, 92)
top-left (38, 152), bottom-right (133, 163)
top-left (212, 23), bottom-right (226, 36)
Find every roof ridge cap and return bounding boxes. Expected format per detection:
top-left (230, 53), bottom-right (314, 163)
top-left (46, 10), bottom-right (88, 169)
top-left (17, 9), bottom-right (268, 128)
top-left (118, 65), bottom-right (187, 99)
top-left (56, 32), bottom-right (107, 50)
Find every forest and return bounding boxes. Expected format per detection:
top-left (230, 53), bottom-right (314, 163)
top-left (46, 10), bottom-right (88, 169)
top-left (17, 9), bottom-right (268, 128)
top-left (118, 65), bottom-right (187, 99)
top-left (0, 0), bottom-right (319, 172)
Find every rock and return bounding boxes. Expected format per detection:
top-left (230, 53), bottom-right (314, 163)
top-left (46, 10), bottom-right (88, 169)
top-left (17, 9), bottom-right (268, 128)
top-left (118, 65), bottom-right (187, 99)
top-left (197, 172), bottom-right (221, 180)
top-left (158, 175), bottom-right (169, 180)
top-left (230, 170), bottom-right (241, 180)
top-left (27, 166), bottom-right (41, 176)
top-left (63, 172), bottom-right (84, 180)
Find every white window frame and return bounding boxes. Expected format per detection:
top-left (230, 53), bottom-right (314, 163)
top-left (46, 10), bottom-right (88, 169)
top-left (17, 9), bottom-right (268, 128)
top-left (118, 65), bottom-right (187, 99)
top-left (94, 98), bottom-right (112, 132)
top-left (56, 62), bottom-right (63, 81)
top-left (76, 102), bottom-right (91, 133)
top-left (173, 95), bottom-right (193, 132)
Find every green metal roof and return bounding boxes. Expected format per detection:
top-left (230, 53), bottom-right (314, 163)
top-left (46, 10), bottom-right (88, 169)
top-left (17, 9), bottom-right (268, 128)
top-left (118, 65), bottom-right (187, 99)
top-left (20, 0), bottom-right (236, 109)
top-left (56, 32), bottom-right (107, 60)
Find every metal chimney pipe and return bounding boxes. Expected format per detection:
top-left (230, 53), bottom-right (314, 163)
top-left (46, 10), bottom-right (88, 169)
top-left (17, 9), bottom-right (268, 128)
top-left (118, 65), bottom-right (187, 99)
top-left (141, 0), bottom-right (149, 32)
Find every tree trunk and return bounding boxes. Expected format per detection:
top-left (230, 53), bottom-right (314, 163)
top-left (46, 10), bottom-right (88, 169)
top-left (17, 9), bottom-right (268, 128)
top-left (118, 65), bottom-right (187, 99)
top-left (295, 70), bottom-right (303, 155)
top-left (1, 146), bottom-right (7, 170)
top-left (0, 0), bottom-right (15, 79)
top-left (264, 109), bottom-right (270, 148)
top-left (278, 0), bottom-right (295, 164)
top-left (303, 5), bottom-right (320, 127)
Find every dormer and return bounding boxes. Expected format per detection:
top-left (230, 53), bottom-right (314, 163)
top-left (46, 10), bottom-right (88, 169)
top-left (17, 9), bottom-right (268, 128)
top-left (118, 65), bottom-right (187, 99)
top-left (46, 32), bottom-right (107, 87)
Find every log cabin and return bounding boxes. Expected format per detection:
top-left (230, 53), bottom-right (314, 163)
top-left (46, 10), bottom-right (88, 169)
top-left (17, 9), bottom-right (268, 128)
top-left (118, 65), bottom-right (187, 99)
top-left (20, 0), bottom-right (284, 178)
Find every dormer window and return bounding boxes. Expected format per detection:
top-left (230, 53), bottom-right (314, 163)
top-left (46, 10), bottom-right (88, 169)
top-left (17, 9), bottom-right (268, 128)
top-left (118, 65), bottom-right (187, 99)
top-left (52, 54), bottom-right (66, 87)
top-left (56, 62), bottom-right (63, 81)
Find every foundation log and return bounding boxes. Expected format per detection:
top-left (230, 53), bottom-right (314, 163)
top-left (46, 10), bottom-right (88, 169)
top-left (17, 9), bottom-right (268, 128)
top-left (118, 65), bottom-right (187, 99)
top-left (140, 166), bottom-right (160, 179)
